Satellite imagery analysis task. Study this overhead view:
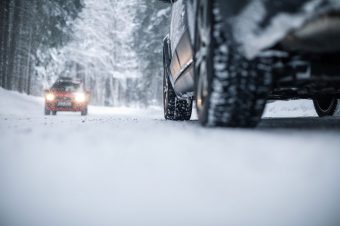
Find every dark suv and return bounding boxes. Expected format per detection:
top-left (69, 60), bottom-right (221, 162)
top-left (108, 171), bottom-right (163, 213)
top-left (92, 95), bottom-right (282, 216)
top-left (161, 0), bottom-right (340, 127)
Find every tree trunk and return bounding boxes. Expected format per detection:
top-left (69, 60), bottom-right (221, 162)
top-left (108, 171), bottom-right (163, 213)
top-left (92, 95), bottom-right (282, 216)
top-left (0, 1), bottom-right (11, 88)
top-left (7, 0), bottom-right (22, 90)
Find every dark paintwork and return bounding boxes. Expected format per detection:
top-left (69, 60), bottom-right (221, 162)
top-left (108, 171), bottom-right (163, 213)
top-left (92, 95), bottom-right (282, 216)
top-left (164, 0), bottom-right (340, 98)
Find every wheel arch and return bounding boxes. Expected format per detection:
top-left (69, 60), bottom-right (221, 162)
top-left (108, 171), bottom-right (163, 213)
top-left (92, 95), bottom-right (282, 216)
top-left (163, 34), bottom-right (177, 93)
top-left (163, 34), bottom-right (172, 69)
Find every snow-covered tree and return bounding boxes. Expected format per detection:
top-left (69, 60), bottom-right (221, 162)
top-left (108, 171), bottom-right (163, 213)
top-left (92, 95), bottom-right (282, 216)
top-left (0, 0), bottom-right (83, 95)
top-left (135, 1), bottom-right (171, 106)
top-left (1, 0), bottom-right (170, 107)
top-left (41, 0), bottom-right (170, 107)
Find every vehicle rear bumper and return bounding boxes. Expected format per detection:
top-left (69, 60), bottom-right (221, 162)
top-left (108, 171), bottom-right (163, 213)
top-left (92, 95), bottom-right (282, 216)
top-left (281, 11), bottom-right (340, 53)
top-left (45, 103), bottom-right (87, 112)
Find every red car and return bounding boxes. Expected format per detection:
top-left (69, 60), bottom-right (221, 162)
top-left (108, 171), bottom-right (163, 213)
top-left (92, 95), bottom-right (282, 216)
top-left (44, 78), bottom-right (90, 116)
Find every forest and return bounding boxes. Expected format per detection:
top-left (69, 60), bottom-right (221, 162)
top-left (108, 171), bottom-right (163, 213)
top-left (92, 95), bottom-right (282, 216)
top-left (0, 0), bottom-right (170, 106)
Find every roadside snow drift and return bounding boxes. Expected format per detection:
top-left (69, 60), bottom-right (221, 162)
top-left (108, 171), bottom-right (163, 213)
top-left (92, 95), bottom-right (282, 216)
top-left (0, 88), bottom-right (340, 226)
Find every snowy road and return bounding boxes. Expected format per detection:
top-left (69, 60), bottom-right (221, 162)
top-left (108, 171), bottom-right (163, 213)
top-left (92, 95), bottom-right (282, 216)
top-left (1, 89), bottom-right (340, 226)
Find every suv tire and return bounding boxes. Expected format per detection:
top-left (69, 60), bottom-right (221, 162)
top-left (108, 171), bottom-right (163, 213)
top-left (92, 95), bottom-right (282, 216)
top-left (81, 107), bottom-right (88, 116)
top-left (163, 56), bottom-right (192, 121)
top-left (44, 108), bottom-right (51, 115)
top-left (194, 0), bottom-right (271, 127)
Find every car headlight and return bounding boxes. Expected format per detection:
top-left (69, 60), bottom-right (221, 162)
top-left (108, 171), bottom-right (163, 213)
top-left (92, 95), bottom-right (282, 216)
top-left (45, 93), bottom-right (55, 101)
top-left (75, 93), bottom-right (86, 103)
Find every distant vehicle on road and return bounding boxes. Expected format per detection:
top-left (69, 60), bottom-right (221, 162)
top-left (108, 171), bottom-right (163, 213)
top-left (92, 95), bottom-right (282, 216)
top-left (44, 77), bottom-right (90, 116)
top-left (160, 0), bottom-right (340, 127)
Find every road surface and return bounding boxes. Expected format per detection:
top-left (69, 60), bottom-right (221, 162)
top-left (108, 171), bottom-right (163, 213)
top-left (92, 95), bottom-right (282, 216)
top-left (0, 88), bottom-right (340, 226)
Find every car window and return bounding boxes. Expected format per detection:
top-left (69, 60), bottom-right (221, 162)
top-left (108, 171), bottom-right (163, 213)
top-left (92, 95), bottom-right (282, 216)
top-left (52, 82), bottom-right (83, 92)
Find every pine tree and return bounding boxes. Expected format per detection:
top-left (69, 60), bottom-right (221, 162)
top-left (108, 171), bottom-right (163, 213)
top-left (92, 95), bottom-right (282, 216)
top-left (0, 0), bottom-right (83, 95)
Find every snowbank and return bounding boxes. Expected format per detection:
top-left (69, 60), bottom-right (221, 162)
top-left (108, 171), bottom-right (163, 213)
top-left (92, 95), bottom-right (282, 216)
top-left (0, 88), bottom-right (44, 116)
top-left (263, 100), bottom-right (317, 118)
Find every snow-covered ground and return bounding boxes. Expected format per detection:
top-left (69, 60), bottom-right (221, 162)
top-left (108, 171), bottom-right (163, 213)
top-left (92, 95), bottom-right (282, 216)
top-left (1, 88), bottom-right (340, 226)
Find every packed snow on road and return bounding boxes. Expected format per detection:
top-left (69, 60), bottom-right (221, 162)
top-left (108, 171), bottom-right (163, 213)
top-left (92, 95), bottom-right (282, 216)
top-left (0, 88), bottom-right (340, 226)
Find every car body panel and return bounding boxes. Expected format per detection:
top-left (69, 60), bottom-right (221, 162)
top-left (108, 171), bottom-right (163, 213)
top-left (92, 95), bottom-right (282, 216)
top-left (176, 31), bottom-right (193, 70)
top-left (168, 0), bottom-right (194, 97)
top-left (165, 0), bottom-right (340, 98)
top-left (169, 0), bottom-right (187, 57)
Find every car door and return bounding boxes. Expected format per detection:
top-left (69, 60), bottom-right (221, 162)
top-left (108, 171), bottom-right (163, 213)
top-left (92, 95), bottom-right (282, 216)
top-left (169, 0), bottom-right (194, 94)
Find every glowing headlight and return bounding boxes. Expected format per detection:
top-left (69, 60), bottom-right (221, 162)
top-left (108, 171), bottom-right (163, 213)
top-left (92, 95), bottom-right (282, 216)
top-left (75, 93), bottom-right (86, 103)
top-left (45, 93), bottom-right (55, 101)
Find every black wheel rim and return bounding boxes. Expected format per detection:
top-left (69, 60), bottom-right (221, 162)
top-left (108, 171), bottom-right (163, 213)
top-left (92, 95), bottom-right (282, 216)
top-left (195, 1), bottom-right (211, 114)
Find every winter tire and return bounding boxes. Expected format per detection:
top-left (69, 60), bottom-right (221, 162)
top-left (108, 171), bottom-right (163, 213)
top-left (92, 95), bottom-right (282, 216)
top-left (81, 108), bottom-right (88, 116)
top-left (52, 111), bottom-right (57, 116)
top-left (194, 0), bottom-right (271, 127)
top-left (163, 51), bottom-right (192, 121)
top-left (44, 108), bottom-right (51, 115)
top-left (313, 96), bottom-right (337, 117)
